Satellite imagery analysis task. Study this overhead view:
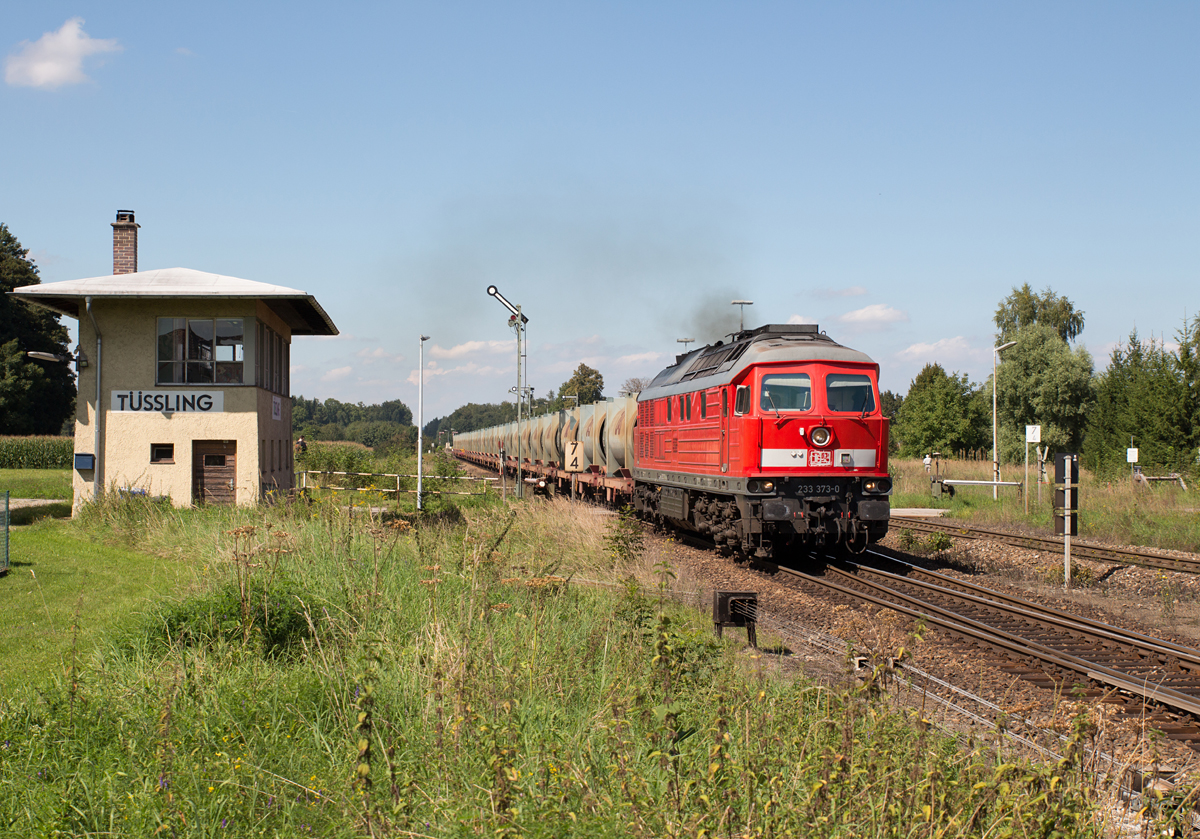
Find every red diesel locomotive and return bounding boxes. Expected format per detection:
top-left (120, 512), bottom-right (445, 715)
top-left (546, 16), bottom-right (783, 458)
top-left (452, 323), bottom-right (891, 559)
top-left (631, 323), bottom-right (891, 557)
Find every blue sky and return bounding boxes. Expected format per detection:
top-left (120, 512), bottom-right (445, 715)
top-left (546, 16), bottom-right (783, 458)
top-left (5, 3), bottom-right (1197, 421)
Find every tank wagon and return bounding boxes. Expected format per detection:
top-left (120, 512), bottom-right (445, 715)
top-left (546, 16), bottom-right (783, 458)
top-left (453, 323), bottom-right (891, 558)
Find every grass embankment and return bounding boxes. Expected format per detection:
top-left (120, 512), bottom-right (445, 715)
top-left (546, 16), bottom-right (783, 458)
top-left (0, 493), bottom-right (1174, 836)
top-left (891, 457), bottom-right (1200, 553)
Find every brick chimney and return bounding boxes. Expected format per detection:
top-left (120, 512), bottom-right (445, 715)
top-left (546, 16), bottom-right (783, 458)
top-left (112, 210), bottom-right (139, 275)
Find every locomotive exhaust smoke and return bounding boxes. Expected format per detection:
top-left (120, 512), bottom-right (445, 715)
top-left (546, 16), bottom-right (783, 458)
top-left (681, 290), bottom-right (744, 346)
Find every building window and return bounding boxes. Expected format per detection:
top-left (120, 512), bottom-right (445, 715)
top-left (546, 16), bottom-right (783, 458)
top-left (151, 444), bottom-right (174, 463)
top-left (257, 321), bottom-right (289, 395)
top-left (157, 318), bottom-right (244, 384)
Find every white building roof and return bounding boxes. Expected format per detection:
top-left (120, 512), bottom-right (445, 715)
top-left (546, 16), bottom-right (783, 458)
top-left (10, 267), bottom-right (338, 336)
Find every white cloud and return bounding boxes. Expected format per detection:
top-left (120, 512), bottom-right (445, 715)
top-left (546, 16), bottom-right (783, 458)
top-left (838, 304), bottom-right (909, 326)
top-left (787, 314), bottom-right (818, 325)
top-left (429, 339), bottom-right (510, 360)
top-left (5, 18), bottom-right (121, 89)
top-left (355, 347), bottom-right (405, 364)
top-left (896, 336), bottom-right (973, 362)
top-left (320, 366), bottom-right (353, 382)
top-left (405, 361), bottom-right (506, 386)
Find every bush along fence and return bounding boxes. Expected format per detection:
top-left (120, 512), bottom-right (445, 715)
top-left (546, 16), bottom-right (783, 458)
top-left (0, 436), bottom-right (73, 469)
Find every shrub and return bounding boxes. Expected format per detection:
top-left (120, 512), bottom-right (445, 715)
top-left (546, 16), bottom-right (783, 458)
top-left (298, 441), bottom-right (374, 474)
top-left (145, 574), bottom-right (325, 659)
top-left (0, 435), bottom-right (73, 469)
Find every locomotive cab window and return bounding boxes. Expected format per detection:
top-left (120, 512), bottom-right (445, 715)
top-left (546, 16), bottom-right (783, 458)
top-left (733, 385), bottom-right (750, 415)
top-left (760, 374), bottom-right (811, 412)
top-left (826, 373), bottom-right (877, 413)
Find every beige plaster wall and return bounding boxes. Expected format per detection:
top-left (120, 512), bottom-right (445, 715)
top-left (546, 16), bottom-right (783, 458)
top-left (72, 297), bottom-right (292, 511)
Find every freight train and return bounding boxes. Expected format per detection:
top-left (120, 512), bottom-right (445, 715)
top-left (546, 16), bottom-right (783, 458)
top-left (452, 323), bottom-right (891, 559)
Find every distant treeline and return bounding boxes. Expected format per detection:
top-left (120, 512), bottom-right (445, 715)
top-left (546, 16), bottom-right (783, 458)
top-left (292, 396), bottom-right (416, 452)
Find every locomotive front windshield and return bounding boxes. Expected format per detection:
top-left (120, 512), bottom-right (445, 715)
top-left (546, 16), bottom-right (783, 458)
top-left (760, 374), bottom-right (812, 412)
top-left (826, 373), bottom-right (876, 413)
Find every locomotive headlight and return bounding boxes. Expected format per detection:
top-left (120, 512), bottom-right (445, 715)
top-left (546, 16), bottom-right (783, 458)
top-left (863, 478), bottom-right (892, 494)
top-left (809, 426), bottom-right (832, 447)
top-left (747, 480), bottom-right (776, 494)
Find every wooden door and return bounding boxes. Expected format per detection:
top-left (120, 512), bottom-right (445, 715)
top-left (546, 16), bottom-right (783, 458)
top-left (193, 441), bottom-right (237, 505)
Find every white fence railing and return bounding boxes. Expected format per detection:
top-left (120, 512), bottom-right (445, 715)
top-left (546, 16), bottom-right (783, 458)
top-left (297, 470), bottom-right (495, 497)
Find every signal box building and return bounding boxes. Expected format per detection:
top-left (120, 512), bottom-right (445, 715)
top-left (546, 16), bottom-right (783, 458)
top-left (10, 212), bottom-right (338, 510)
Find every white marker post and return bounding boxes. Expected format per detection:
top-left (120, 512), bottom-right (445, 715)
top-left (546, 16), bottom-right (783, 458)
top-left (1025, 425), bottom-right (1041, 516)
top-left (1055, 453), bottom-right (1079, 590)
top-left (564, 440), bottom-right (584, 501)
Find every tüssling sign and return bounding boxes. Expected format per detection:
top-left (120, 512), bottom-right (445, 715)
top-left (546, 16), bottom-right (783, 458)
top-left (111, 391), bottom-right (224, 413)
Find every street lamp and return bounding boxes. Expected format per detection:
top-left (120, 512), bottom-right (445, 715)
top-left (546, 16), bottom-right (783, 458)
top-left (487, 285), bottom-right (529, 498)
top-left (992, 340), bottom-right (1017, 500)
top-left (417, 335), bottom-right (430, 510)
top-left (731, 300), bottom-right (753, 332)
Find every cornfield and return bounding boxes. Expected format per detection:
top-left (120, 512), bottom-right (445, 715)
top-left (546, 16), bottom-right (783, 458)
top-left (0, 436), bottom-right (74, 469)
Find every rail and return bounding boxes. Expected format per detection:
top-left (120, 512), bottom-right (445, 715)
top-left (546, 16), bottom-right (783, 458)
top-left (891, 515), bottom-right (1200, 575)
top-left (779, 559), bottom-right (1200, 730)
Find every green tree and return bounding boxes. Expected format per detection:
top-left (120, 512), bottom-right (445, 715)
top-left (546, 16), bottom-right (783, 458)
top-left (896, 364), bottom-right (985, 457)
top-left (0, 224), bottom-right (76, 434)
top-left (1177, 314), bottom-right (1200, 458)
top-left (1083, 330), bottom-right (1190, 474)
top-left (559, 363), bottom-right (604, 406)
top-left (994, 325), bottom-right (1094, 463)
top-left (994, 284), bottom-right (1086, 344)
top-left (879, 389), bottom-right (904, 455)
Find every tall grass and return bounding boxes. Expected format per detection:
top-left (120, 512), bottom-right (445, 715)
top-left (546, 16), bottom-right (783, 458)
top-left (0, 492), bottom-right (1164, 835)
top-left (891, 456), bottom-right (1200, 552)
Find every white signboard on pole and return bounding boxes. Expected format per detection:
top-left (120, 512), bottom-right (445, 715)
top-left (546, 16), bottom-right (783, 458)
top-left (1026, 425), bottom-right (1041, 444)
top-left (1127, 448), bottom-right (1139, 464)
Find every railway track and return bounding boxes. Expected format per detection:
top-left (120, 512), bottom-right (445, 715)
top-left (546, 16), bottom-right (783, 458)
top-left (772, 550), bottom-right (1200, 744)
top-left (891, 515), bottom-right (1200, 575)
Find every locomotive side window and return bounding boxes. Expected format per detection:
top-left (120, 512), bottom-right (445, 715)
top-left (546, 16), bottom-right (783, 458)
top-left (700, 392), bottom-right (707, 419)
top-left (734, 385), bottom-right (750, 415)
top-left (685, 394), bottom-right (691, 421)
top-left (667, 397), bottom-right (672, 422)
top-left (722, 389), bottom-right (728, 417)
top-left (826, 373), bottom-right (877, 413)
top-left (760, 374), bottom-right (812, 412)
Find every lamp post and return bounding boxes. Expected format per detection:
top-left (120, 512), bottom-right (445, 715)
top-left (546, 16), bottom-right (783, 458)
top-left (992, 340), bottom-right (1017, 500)
top-left (731, 300), bottom-right (754, 332)
top-left (487, 285), bottom-right (529, 498)
top-left (417, 335), bottom-right (430, 510)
